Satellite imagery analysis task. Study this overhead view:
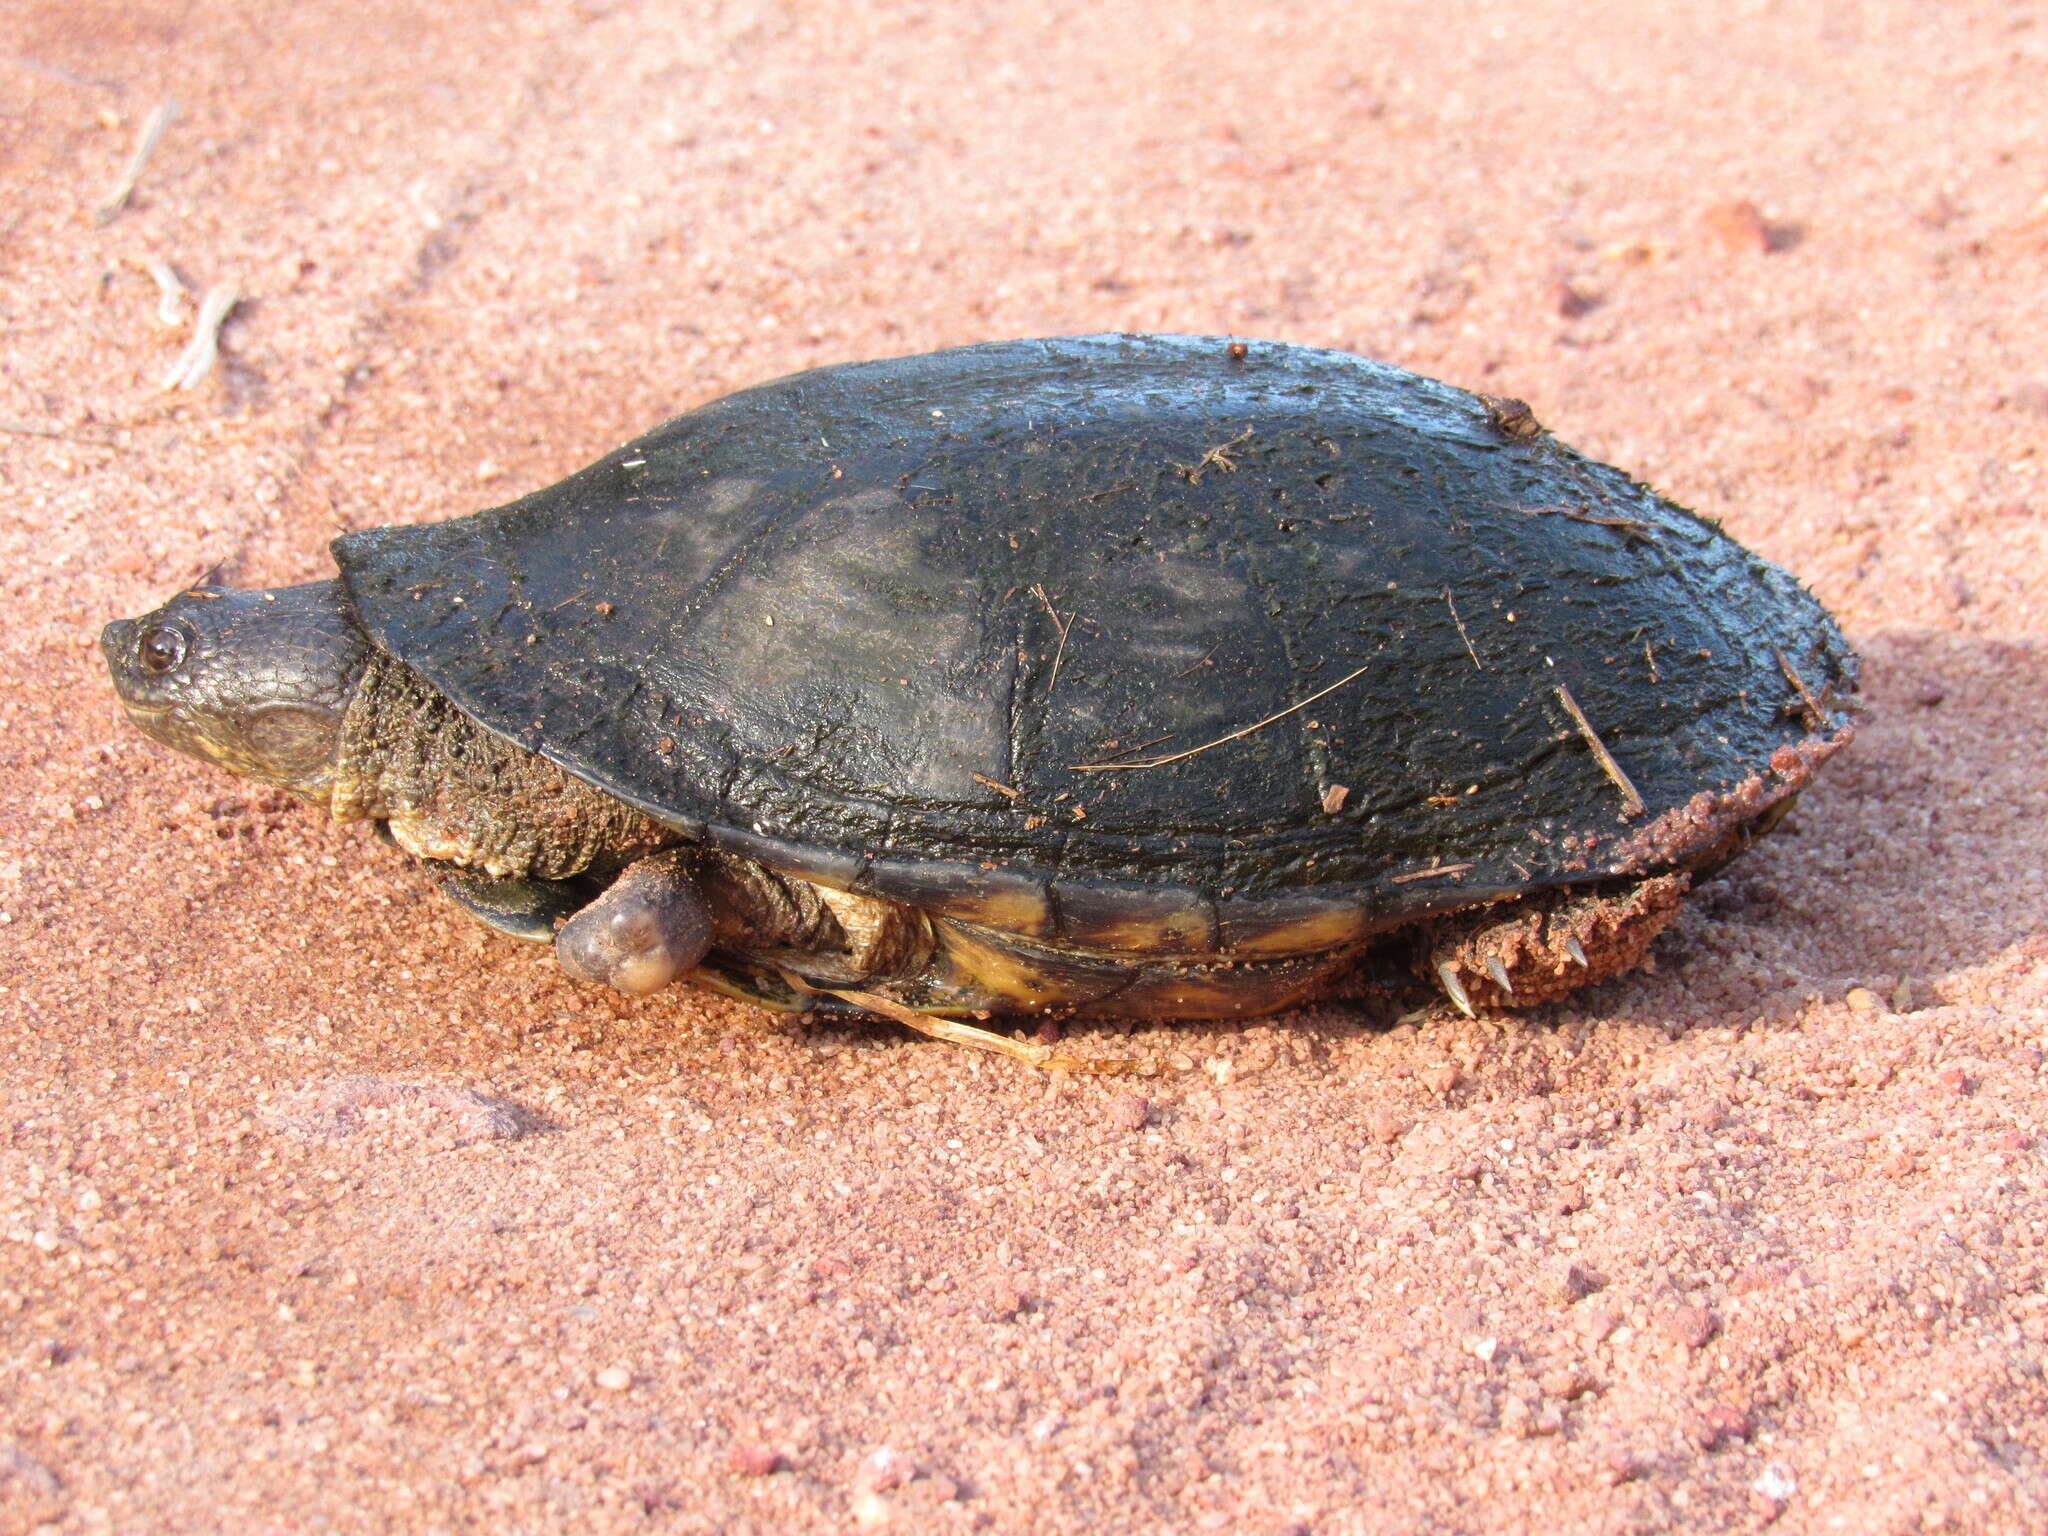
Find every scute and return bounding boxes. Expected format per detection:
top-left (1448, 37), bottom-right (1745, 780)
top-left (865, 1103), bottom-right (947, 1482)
top-left (333, 334), bottom-right (1855, 951)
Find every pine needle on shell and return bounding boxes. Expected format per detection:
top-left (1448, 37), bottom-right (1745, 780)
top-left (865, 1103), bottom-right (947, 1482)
top-left (1073, 662), bottom-right (1373, 772)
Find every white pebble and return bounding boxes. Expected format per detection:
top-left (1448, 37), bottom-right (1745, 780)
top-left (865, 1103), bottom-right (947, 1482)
top-left (595, 1366), bottom-right (632, 1391)
top-left (1754, 1463), bottom-right (1797, 1501)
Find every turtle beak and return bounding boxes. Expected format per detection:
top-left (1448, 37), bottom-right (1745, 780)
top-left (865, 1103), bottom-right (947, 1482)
top-left (99, 618), bottom-right (148, 710)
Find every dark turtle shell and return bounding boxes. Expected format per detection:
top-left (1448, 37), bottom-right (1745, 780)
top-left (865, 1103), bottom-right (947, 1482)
top-left (334, 335), bottom-right (1855, 957)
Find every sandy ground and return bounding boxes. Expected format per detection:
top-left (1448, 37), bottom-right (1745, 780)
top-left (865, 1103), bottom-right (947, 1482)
top-left (3, 1), bottom-right (2046, 1531)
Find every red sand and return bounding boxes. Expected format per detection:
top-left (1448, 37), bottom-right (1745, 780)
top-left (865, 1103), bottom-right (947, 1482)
top-left (4, 2), bottom-right (2046, 1531)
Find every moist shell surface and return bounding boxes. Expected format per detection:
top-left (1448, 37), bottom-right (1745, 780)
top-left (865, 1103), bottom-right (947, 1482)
top-left (334, 334), bottom-right (1856, 950)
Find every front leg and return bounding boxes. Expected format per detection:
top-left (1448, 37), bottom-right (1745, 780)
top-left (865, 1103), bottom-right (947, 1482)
top-left (552, 847), bottom-right (927, 1002)
top-left (554, 849), bottom-right (715, 996)
top-left (433, 865), bottom-right (599, 942)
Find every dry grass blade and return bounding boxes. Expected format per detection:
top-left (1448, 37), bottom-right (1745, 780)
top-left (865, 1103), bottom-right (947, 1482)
top-left (0, 420), bottom-right (119, 448)
top-left (971, 772), bottom-right (1023, 800)
top-left (160, 282), bottom-right (239, 392)
top-left (1074, 662), bottom-right (1373, 771)
top-left (826, 987), bottom-right (1146, 1075)
top-left (1443, 587), bottom-right (1482, 669)
top-left (93, 98), bottom-right (178, 224)
top-left (137, 256), bottom-right (187, 327)
top-left (1032, 583), bottom-right (1074, 695)
top-left (1084, 733), bottom-right (1176, 766)
top-left (1554, 683), bottom-right (1646, 817)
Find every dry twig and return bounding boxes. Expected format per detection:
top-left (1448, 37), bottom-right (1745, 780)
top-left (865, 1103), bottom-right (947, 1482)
top-left (1390, 862), bottom-right (1474, 884)
top-left (1554, 683), bottom-right (1646, 817)
top-left (1775, 649), bottom-right (1828, 728)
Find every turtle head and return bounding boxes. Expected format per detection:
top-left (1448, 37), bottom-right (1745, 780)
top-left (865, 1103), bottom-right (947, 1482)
top-left (101, 581), bottom-right (371, 804)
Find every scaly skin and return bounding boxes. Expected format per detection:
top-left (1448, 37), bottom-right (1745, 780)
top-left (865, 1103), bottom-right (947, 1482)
top-left (331, 652), bottom-right (676, 881)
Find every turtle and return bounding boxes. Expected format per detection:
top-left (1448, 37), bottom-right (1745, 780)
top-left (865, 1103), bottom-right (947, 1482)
top-left (102, 333), bottom-right (1856, 1067)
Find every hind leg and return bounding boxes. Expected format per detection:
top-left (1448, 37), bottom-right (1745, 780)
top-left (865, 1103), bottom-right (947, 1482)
top-left (1424, 872), bottom-right (1692, 1015)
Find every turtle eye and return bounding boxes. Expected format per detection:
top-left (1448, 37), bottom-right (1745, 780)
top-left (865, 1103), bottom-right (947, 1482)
top-left (138, 622), bottom-right (190, 674)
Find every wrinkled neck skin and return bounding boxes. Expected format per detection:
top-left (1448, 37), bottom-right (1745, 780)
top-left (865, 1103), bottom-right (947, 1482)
top-left (332, 653), bottom-right (676, 882)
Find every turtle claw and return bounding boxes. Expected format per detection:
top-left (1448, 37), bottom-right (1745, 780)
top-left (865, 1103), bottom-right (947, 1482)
top-left (555, 850), bottom-right (714, 996)
top-left (1485, 955), bottom-right (1516, 998)
top-left (1565, 936), bottom-right (1589, 969)
top-left (1437, 961), bottom-right (1477, 1018)
top-left (434, 866), bottom-right (596, 942)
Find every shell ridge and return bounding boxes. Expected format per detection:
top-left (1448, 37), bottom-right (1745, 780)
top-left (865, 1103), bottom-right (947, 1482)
top-left (652, 471), bottom-right (814, 637)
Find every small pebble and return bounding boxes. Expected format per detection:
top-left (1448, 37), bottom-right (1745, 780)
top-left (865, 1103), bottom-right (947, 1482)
top-left (1550, 279), bottom-right (1599, 319)
top-left (1601, 1447), bottom-right (1643, 1485)
top-left (851, 1489), bottom-right (892, 1528)
top-left (1422, 1063), bottom-right (1461, 1096)
top-left (1753, 1462), bottom-right (1798, 1501)
top-left (1659, 1304), bottom-right (1719, 1350)
top-left (1108, 1093), bottom-right (1150, 1132)
top-left (595, 1366), bottom-right (632, 1391)
top-left (978, 1282), bottom-right (1027, 1321)
top-left (1937, 1066), bottom-right (1972, 1096)
top-left (856, 1448), bottom-right (918, 1494)
top-left (725, 1444), bottom-right (784, 1477)
top-left (1843, 986), bottom-right (1882, 1014)
top-left (1368, 1108), bottom-right (1413, 1145)
top-left (1912, 681), bottom-right (1946, 707)
top-left (1552, 1262), bottom-right (1599, 1305)
top-left (906, 1474), bottom-right (961, 1504)
top-left (1689, 1402), bottom-right (1754, 1450)
top-left (1539, 1365), bottom-right (1594, 1401)
top-left (1576, 1304), bottom-right (1620, 1344)
top-left (1702, 199), bottom-right (1773, 254)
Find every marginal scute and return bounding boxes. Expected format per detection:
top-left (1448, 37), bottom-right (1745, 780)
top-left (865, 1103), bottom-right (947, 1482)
top-left (929, 919), bottom-right (1131, 1011)
top-left (1052, 881), bottom-right (1217, 954)
top-left (1086, 952), bottom-right (1344, 1020)
top-left (712, 825), bottom-right (864, 893)
top-left (865, 858), bottom-right (1055, 939)
top-left (1212, 891), bottom-right (1376, 957)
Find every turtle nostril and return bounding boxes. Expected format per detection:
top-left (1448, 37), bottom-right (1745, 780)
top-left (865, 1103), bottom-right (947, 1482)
top-left (99, 619), bottom-right (133, 662)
